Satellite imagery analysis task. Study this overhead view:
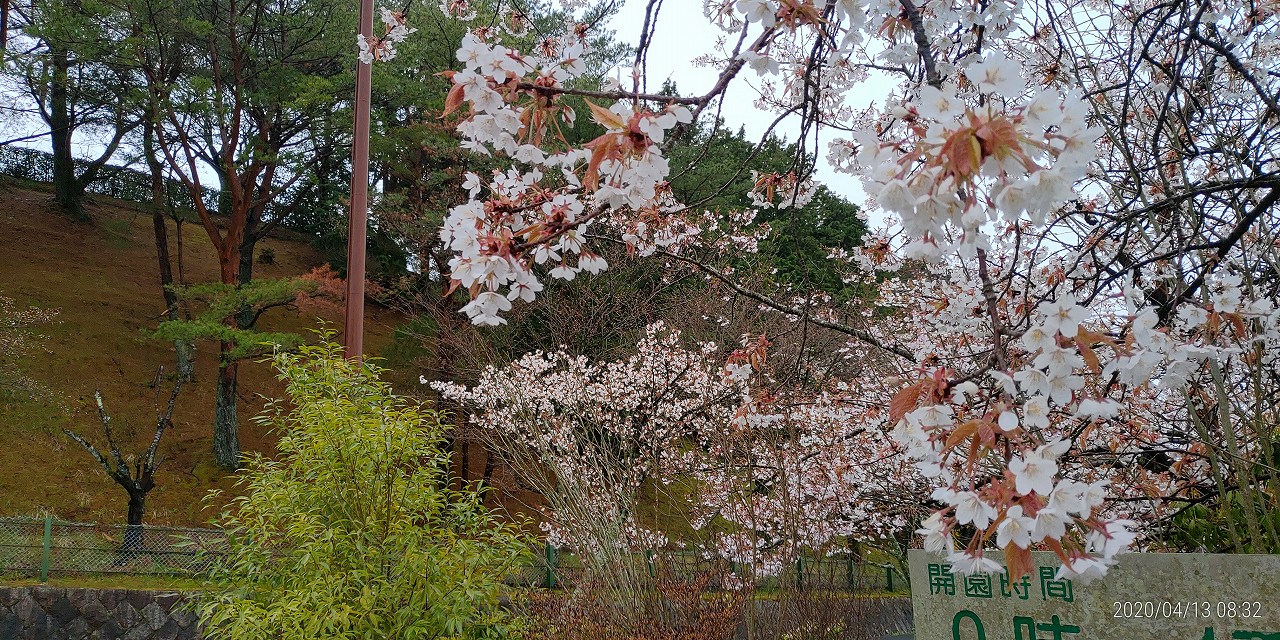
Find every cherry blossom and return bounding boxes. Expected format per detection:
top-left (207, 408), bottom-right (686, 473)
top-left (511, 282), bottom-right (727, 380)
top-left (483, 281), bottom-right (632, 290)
top-left (996, 506), bottom-right (1035, 550)
top-left (357, 7), bottom-right (416, 64)
top-left (411, 0), bottom-right (1280, 580)
top-left (946, 551), bottom-right (1005, 576)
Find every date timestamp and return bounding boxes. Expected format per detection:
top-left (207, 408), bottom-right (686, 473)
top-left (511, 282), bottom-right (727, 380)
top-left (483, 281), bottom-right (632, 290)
top-left (1113, 601), bottom-right (1265, 619)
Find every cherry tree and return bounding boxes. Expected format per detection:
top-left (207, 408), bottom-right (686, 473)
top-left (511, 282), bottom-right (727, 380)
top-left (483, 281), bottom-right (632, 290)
top-left (433, 323), bottom-right (741, 591)
top-left (435, 320), bottom-right (929, 587)
top-left (692, 379), bottom-right (931, 584)
top-left (411, 0), bottom-right (1279, 580)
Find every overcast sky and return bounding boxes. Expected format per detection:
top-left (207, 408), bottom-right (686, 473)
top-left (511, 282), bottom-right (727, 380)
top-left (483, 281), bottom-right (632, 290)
top-left (605, 1), bottom-right (881, 214)
top-left (2, 2), bottom-right (887, 217)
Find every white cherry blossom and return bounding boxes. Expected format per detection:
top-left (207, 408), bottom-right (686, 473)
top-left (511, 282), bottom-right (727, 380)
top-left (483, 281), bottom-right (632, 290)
top-left (996, 505), bottom-right (1034, 549)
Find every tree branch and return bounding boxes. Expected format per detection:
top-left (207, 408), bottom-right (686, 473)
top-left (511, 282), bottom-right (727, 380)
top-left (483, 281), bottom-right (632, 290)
top-left (594, 237), bottom-right (916, 362)
top-left (899, 0), bottom-right (942, 88)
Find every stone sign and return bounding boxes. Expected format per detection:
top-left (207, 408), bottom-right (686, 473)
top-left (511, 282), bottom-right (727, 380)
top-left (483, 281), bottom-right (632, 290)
top-left (908, 549), bottom-right (1280, 639)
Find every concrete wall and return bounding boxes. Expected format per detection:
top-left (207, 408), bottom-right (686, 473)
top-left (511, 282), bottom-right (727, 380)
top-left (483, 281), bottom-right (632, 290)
top-left (0, 586), bottom-right (200, 640)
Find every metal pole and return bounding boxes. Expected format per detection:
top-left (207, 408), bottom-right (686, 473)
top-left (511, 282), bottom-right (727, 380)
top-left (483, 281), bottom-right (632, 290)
top-left (40, 515), bottom-right (52, 582)
top-left (545, 543), bottom-right (557, 589)
top-left (344, 0), bottom-right (373, 359)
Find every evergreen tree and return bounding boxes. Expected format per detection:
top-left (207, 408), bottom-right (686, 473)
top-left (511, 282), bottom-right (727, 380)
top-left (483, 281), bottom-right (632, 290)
top-left (10, 0), bottom-right (142, 220)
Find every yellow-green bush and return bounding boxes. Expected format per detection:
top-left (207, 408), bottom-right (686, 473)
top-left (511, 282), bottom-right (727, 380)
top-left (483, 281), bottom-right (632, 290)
top-left (195, 339), bottom-right (529, 639)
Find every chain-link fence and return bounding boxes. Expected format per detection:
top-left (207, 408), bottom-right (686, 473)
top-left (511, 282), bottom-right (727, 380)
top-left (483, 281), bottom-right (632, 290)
top-left (0, 516), bottom-right (229, 580)
top-left (1, 516), bottom-right (906, 594)
top-left (507, 544), bottom-right (907, 593)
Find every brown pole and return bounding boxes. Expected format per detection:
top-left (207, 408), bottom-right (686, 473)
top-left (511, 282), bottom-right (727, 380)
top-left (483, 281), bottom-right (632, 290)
top-left (344, 0), bottom-right (373, 358)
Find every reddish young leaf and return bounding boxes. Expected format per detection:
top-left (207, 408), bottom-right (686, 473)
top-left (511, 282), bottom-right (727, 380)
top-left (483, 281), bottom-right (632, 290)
top-left (1075, 335), bottom-right (1101, 374)
top-left (442, 82), bottom-right (467, 118)
top-left (584, 100), bottom-right (625, 130)
top-left (1006, 544), bottom-right (1033, 580)
top-left (889, 382), bottom-right (924, 424)
top-left (944, 419), bottom-right (986, 452)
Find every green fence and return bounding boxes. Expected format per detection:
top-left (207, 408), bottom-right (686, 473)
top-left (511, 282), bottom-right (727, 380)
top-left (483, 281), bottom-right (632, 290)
top-left (506, 543), bottom-right (907, 593)
top-left (0, 516), bottom-right (229, 580)
top-left (1, 516), bottom-right (906, 593)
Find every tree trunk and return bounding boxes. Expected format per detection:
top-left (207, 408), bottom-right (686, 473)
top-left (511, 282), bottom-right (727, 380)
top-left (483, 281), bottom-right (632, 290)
top-left (1, 0), bottom-right (10, 50)
top-left (213, 354), bottom-right (240, 470)
top-left (175, 219), bottom-right (187, 291)
top-left (236, 230), bottom-right (258, 329)
top-left (481, 452), bottom-right (496, 497)
top-left (209, 234), bottom-right (244, 471)
top-left (145, 124), bottom-right (194, 380)
top-left (126, 491), bottom-right (146, 527)
top-left (122, 490), bottom-right (146, 557)
top-left (49, 45), bottom-right (87, 222)
top-left (173, 327), bottom-right (196, 382)
top-left (225, 220), bottom-right (257, 466)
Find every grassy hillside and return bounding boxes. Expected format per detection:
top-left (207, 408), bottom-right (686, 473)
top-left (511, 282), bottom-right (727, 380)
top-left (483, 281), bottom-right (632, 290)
top-left (0, 178), bottom-right (405, 527)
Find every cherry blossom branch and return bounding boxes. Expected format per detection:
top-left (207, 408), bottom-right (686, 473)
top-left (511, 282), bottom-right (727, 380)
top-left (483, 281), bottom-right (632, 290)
top-left (899, 0), bottom-right (942, 89)
top-left (600, 238), bottom-right (917, 361)
top-left (1189, 31), bottom-right (1280, 117)
top-left (688, 24), bottom-right (779, 123)
top-left (513, 82), bottom-right (701, 105)
top-left (1163, 187), bottom-right (1280, 315)
top-left (975, 248), bottom-right (1009, 372)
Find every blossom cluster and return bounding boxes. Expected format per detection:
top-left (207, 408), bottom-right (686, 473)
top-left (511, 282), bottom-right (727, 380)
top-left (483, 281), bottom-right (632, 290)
top-left (415, 0), bottom-right (1280, 583)
top-left (357, 8), bottom-right (415, 65)
top-left (435, 323), bottom-right (927, 578)
top-left (872, 236), bottom-right (1280, 578)
top-left (438, 26), bottom-right (694, 324)
top-left (830, 53), bottom-right (1100, 259)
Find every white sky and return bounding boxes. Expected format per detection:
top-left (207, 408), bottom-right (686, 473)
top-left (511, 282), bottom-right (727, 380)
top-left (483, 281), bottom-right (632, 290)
top-left (2, 2), bottom-right (890, 217)
top-left (605, 1), bottom-right (880, 212)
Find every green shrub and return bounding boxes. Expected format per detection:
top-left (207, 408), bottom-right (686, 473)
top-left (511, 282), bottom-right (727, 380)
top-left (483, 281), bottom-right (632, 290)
top-left (195, 340), bottom-right (530, 639)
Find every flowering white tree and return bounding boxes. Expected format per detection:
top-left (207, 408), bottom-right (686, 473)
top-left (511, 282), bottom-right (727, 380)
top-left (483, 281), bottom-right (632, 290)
top-left (416, 0), bottom-right (1279, 581)
top-left (434, 322), bottom-right (930, 584)
top-left (434, 323), bottom-right (740, 598)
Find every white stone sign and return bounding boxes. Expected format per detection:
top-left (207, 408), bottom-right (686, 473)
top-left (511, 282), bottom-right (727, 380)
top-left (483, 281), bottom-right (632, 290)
top-left (908, 550), bottom-right (1280, 639)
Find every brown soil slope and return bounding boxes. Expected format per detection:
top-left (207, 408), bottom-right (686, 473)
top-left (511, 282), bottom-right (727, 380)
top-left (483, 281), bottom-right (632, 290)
top-left (0, 180), bottom-right (403, 527)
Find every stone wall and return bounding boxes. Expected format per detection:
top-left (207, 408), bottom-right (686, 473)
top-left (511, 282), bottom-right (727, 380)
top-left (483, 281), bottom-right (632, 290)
top-left (0, 585), bottom-right (911, 640)
top-left (0, 586), bottom-right (200, 640)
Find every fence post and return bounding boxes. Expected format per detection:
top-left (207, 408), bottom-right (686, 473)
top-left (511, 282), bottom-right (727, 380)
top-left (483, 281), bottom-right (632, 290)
top-left (544, 543), bottom-right (557, 589)
top-left (39, 515), bottom-right (53, 583)
top-left (886, 565), bottom-right (893, 592)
